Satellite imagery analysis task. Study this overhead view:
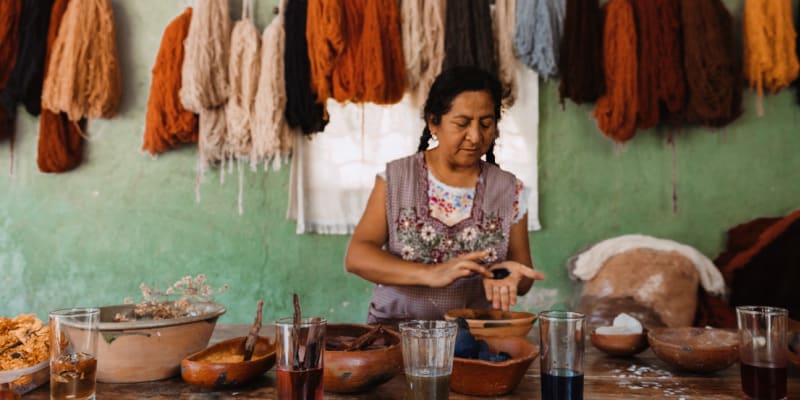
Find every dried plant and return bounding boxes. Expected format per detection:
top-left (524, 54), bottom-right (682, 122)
top-left (113, 274), bottom-right (229, 322)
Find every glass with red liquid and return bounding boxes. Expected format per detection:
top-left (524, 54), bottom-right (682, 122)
top-left (275, 317), bottom-right (326, 400)
top-left (737, 306), bottom-right (788, 400)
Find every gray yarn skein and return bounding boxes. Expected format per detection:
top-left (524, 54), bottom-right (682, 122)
top-left (514, 0), bottom-right (566, 79)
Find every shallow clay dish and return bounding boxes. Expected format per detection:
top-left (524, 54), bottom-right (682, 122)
top-left (590, 329), bottom-right (649, 357)
top-left (450, 336), bottom-right (539, 396)
top-left (324, 324), bottom-right (403, 393)
top-left (181, 336), bottom-right (275, 389)
top-left (648, 327), bottom-right (739, 373)
top-left (444, 309), bottom-right (537, 337)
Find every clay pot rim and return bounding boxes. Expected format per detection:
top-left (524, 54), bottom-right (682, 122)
top-left (183, 336), bottom-right (275, 366)
top-left (444, 308), bottom-right (538, 325)
top-left (647, 327), bottom-right (738, 351)
top-left (453, 336), bottom-right (539, 367)
top-left (325, 323), bottom-right (402, 354)
top-left (590, 328), bottom-right (649, 339)
top-left (97, 302), bottom-right (226, 330)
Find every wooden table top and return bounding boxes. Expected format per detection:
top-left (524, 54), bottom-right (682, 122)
top-left (24, 324), bottom-right (800, 399)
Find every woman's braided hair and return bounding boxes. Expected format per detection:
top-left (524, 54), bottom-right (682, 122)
top-left (417, 66), bottom-right (503, 165)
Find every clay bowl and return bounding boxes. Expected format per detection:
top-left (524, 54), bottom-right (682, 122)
top-left (323, 324), bottom-right (403, 393)
top-left (181, 336), bottom-right (276, 389)
top-left (590, 329), bottom-right (649, 357)
top-left (648, 327), bottom-right (739, 373)
top-left (444, 309), bottom-right (537, 337)
top-left (96, 302), bottom-right (225, 383)
top-left (450, 336), bottom-right (539, 396)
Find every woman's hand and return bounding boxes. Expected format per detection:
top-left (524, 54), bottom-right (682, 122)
top-left (483, 261), bottom-right (545, 311)
top-left (426, 251), bottom-right (494, 288)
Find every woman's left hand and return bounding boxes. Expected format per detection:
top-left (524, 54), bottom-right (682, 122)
top-left (482, 261), bottom-right (545, 311)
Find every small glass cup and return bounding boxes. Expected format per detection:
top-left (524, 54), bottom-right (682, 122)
top-left (539, 311), bottom-right (585, 400)
top-left (49, 308), bottom-right (99, 400)
top-left (398, 320), bottom-right (457, 400)
top-left (737, 306), bottom-right (788, 400)
top-left (275, 317), bottom-right (326, 400)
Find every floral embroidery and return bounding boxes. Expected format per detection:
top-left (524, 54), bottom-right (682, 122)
top-left (395, 207), bottom-right (504, 264)
top-left (427, 173), bottom-right (475, 226)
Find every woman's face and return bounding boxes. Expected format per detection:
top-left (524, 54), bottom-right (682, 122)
top-left (429, 90), bottom-right (497, 168)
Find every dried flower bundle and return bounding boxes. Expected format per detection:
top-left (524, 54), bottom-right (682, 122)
top-left (114, 274), bottom-right (229, 322)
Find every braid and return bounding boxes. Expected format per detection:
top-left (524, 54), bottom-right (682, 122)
top-left (485, 141), bottom-right (497, 165)
top-left (417, 127), bottom-right (432, 152)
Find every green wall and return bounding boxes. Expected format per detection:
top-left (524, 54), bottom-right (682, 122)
top-left (1, 0), bottom-right (798, 324)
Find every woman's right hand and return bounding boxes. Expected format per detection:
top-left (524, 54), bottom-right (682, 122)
top-left (426, 251), bottom-right (493, 288)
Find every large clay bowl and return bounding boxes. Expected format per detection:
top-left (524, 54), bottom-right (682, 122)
top-left (181, 336), bottom-right (275, 388)
top-left (590, 329), bottom-right (649, 357)
top-left (648, 327), bottom-right (739, 373)
top-left (450, 336), bottom-right (539, 396)
top-left (444, 309), bottom-right (537, 337)
top-left (323, 324), bottom-right (403, 393)
top-left (96, 302), bottom-right (225, 383)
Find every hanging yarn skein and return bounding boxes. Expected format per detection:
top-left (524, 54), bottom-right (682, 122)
top-left (743, 0), bottom-right (799, 115)
top-left (284, 0), bottom-right (327, 135)
top-left (593, 0), bottom-right (638, 143)
top-left (681, 0), bottom-right (741, 127)
top-left (181, 0), bottom-right (231, 112)
top-left (401, 0), bottom-right (446, 106)
top-left (306, 0), bottom-right (345, 106)
top-left (633, 0), bottom-right (685, 129)
top-left (181, 0), bottom-right (231, 173)
top-left (0, 0), bottom-right (23, 142)
top-left (41, 0), bottom-right (121, 121)
top-left (443, 0), bottom-right (496, 77)
top-left (0, 0), bottom-right (53, 121)
top-left (515, 0), bottom-right (566, 80)
top-left (37, 0), bottom-right (84, 173)
top-left (142, 7), bottom-right (198, 156)
top-left (314, 0), bottom-right (405, 105)
top-left (495, 0), bottom-right (517, 106)
top-left (252, 0), bottom-right (294, 170)
top-left (558, 0), bottom-right (604, 105)
top-left (225, 0), bottom-right (261, 161)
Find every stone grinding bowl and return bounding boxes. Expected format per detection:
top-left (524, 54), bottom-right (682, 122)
top-left (323, 324), bottom-right (403, 393)
top-left (648, 327), bottom-right (739, 373)
top-left (444, 309), bottom-right (537, 337)
top-left (590, 329), bottom-right (649, 357)
top-left (450, 336), bottom-right (539, 396)
top-left (180, 336), bottom-right (275, 389)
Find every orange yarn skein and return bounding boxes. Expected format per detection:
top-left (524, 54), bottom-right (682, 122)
top-left (743, 0), bottom-right (799, 112)
top-left (594, 0), bottom-right (638, 143)
top-left (142, 8), bottom-right (198, 155)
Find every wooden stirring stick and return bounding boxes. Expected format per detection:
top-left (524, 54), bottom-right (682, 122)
top-left (344, 325), bottom-right (383, 351)
top-left (242, 300), bottom-right (264, 361)
top-left (292, 293), bottom-right (302, 369)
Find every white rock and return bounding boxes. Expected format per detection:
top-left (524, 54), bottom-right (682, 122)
top-left (595, 313), bottom-right (643, 335)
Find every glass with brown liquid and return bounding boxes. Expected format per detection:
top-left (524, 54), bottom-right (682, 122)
top-left (49, 308), bottom-right (99, 400)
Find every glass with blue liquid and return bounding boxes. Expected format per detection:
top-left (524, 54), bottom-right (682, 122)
top-left (539, 311), bottom-right (585, 400)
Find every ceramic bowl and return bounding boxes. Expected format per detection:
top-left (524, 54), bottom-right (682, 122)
top-left (0, 390), bottom-right (20, 400)
top-left (590, 329), bottom-right (649, 357)
top-left (648, 327), bottom-right (739, 373)
top-left (444, 309), bottom-right (537, 337)
top-left (450, 336), bottom-right (539, 396)
top-left (0, 360), bottom-right (49, 395)
top-left (96, 302), bottom-right (226, 383)
top-left (323, 324), bottom-right (403, 393)
top-left (181, 336), bottom-right (275, 388)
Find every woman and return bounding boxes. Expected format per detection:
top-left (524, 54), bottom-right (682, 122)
top-left (345, 66), bottom-right (544, 325)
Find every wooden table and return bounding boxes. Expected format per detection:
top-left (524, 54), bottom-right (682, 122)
top-left (26, 324), bottom-right (800, 399)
